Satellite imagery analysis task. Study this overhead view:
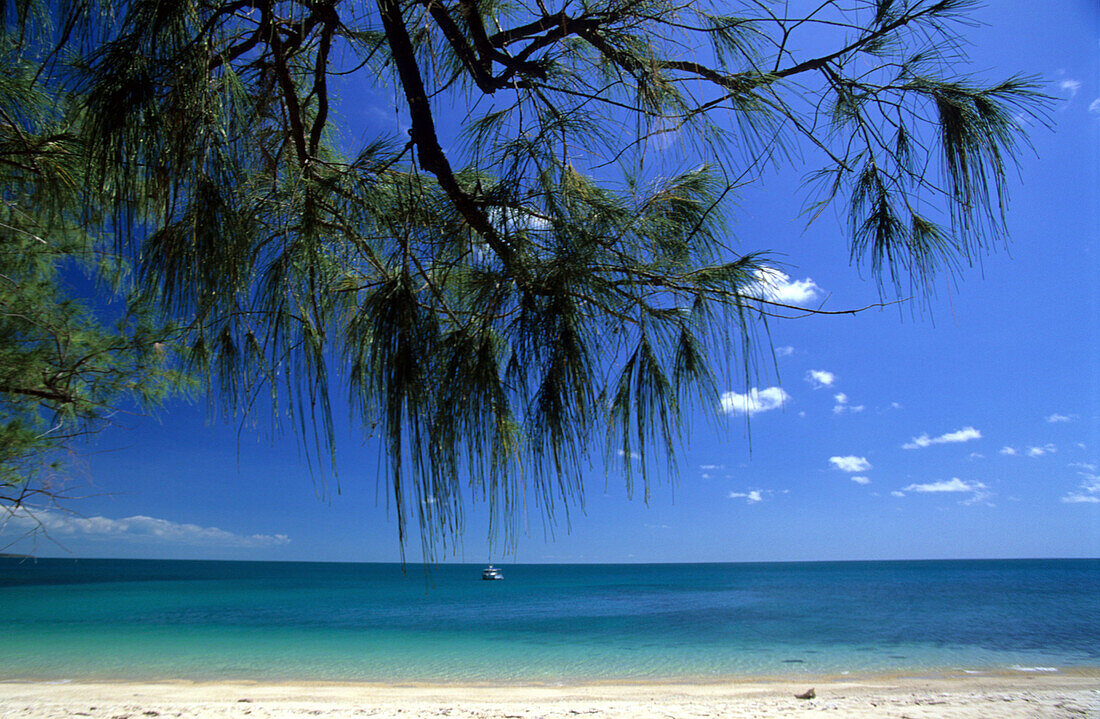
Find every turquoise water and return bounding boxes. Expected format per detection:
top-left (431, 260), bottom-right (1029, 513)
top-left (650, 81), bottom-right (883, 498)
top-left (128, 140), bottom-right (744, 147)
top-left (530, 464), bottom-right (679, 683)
top-left (0, 558), bottom-right (1097, 682)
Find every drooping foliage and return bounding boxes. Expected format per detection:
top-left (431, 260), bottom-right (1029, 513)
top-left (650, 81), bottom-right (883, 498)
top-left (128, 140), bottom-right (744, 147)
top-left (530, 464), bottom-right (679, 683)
top-left (0, 21), bottom-right (188, 511)
top-left (3, 0), bottom-right (1045, 555)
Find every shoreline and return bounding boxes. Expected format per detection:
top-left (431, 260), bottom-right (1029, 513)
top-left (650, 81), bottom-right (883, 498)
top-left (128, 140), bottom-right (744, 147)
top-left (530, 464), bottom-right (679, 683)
top-left (1, 672), bottom-right (1097, 718)
top-left (4, 664), bottom-right (1099, 685)
top-left (3, 664), bottom-right (1097, 686)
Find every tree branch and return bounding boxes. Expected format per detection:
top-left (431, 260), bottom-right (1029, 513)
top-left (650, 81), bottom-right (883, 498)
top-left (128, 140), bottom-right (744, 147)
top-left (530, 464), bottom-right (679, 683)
top-left (376, 0), bottom-right (531, 286)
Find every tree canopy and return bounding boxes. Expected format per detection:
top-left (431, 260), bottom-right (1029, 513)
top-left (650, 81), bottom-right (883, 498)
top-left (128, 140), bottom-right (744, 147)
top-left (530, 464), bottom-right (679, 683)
top-left (0, 32), bottom-right (187, 515)
top-left (1, 0), bottom-right (1045, 556)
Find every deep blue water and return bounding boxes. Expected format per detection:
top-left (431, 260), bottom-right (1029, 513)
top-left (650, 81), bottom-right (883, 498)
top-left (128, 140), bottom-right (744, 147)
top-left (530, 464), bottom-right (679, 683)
top-left (0, 558), bottom-right (1097, 681)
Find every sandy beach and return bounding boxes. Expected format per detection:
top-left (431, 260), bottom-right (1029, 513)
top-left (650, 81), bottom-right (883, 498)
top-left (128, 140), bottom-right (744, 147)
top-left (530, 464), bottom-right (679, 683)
top-left (1, 672), bottom-right (1097, 719)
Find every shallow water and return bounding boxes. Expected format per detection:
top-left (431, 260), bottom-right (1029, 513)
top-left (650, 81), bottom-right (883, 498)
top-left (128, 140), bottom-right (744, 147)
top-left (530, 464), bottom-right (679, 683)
top-left (1, 558), bottom-right (1097, 681)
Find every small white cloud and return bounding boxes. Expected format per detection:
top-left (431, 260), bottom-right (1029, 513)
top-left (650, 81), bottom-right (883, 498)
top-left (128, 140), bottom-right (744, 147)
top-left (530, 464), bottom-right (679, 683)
top-left (1027, 444), bottom-right (1057, 458)
top-left (1000, 446), bottom-right (1018, 456)
top-left (618, 449), bottom-right (642, 461)
top-left (1059, 79), bottom-right (1081, 98)
top-left (903, 478), bottom-right (987, 493)
top-left (832, 393), bottom-right (865, 414)
top-left (700, 464), bottom-right (724, 470)
top-left (1046, 413), bottom-right (1074, 423)
top-left (903, 478), bottom-right (993, 505)
top-left (851, 476), bottom-right (871, 485)
top-left (1089, 97), bottom-right (1100, 115)
top-left (0, 509), bottom-right (290, 548)
top-left (830, 455), bottom-right (871, 473)
top-left (1013, 111), bottom-right (1038, 128)
top-left (969, 452), bottom-right (985, 460)
top-left (775, 345), bottom-right (795, 357)
top-left (1070, 462), bottom-right (1097, 472)
top-left (805, 369), bottom-right (836, 388)
top-left (720, 386), bottom-right (790, 415)
top-left (728, 490), bottom-right (764, 504)
top-left (940, 427), bottom-right (982, 443)
top-left (747, 268), bottom-right (822, 305)
top-left (1062, 472), bottom-right (1100, 503)
top-left (1079, 474), bottom-right (1100, 493)
top-left (889, 402), bottom-right (903, 410)
top-left (903, 426), bottom-right (982, 449)
top-left (890, 490), bottom-right (906, 498)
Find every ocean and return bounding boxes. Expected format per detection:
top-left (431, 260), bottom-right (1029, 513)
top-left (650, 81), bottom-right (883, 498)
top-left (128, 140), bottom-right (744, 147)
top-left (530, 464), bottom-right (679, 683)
top-left (0, 558), bottom-right (1097, 682)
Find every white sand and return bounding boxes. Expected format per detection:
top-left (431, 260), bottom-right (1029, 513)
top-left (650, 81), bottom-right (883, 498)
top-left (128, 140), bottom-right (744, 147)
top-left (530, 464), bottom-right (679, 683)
top-left (1, 672), bottom-right (1098, 719)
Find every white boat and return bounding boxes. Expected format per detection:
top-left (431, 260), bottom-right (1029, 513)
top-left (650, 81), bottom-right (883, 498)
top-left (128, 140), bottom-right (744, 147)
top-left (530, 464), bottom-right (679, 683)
top-left (481, 565), bottom-right (503, 580)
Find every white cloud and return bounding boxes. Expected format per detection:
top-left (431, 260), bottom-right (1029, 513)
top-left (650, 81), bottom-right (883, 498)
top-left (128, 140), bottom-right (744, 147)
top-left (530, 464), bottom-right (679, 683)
top-left (728, 490), bottom-right (763, 504)
top-left (720, 386), bottom-right (790, 415)
top-left (903, 478), bottom-right (987, 493)
top-left (1062, 472), bottom-right (1100, 504)
top-left (830, 455), bottom-right (871, 473)
top-left (1070, 462), bottom-right (1097, 472)
top-left (1090, 97), bottom-right (1100, 115)
top-left (1059, 79), bottom-right (1081, 98)
top-left (832, 393), bottom-right (864, 414)
top-left (1013, 111), bottom-right (1039, 128)
top-left (1, 509), bottom-right (290, 548)
top-left (959, 494), bottom-right (992, 507)
top-left (618, 449), bottom-right (642, 461)
top-left (1001, 444), bottom-right (1058, 458)
top-left (851, 476), bottom-right (871, 485)
top-left (805, 369), bottom-right (836, 388)
top-left (940, 427), bottom-right (982, 443)
top-left (775, 345), bottom-right (795, 357)
top-left (747, 268), bottom-right (822, 305)
top-left (1046, 413), bottom-right (1074, 423)
top-left (700, 464), bottom-right (724, 470)
top-left (901, 478), bottom-right (993, 505)
top-left (903, 426), bottom-right (981, 449)
top-left (890, 490), bottom-right (906, 498)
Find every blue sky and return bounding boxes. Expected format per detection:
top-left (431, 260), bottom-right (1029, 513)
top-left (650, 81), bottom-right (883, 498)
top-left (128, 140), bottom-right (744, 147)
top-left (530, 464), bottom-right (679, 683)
top-left (2, 0), bottom-right (1098, 563)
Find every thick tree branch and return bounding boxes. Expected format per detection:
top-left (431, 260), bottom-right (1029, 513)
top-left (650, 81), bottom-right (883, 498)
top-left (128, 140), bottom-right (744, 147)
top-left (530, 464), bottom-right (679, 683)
top-left (265, 6), bottom-right (309, 165)
top-left (0, 384), bottom-right (78, 405)
top-left (375, 0), bottom-right (531, 286)
top-left (416, 0), bottom-right (499, 93)
top-left (308, 3), bottom-right (339, 156)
